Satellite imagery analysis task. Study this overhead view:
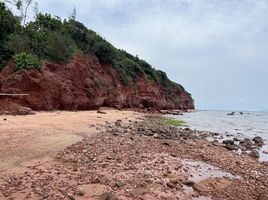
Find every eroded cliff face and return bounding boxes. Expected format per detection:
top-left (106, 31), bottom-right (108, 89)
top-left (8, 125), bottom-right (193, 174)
top-left (0, 55), bottom-right (194, 112)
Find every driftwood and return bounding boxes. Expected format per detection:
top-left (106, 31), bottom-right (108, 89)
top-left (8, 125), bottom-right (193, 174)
top-left (0, 93), bottom-right (29, 96)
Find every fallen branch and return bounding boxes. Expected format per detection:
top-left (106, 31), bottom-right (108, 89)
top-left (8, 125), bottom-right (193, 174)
top-left (0, 93), bottom-right (29, 96)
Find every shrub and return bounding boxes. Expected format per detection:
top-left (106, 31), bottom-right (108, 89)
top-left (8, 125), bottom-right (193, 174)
top-left (14, 53), bottom-right (41, 70)
top-left (6, 33), bottom-right (32, 54)
top-left (44, 31), bottom-right (76, 63)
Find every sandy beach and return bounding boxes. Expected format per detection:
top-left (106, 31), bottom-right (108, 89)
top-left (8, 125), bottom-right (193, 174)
top-left (0, 110), bottom-right (268, 200)
top-left (0, 109), bottom-right (142, 174)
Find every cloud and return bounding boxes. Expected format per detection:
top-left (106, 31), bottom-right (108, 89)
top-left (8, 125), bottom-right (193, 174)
top-left (34, 0), bottom-right (268, 110)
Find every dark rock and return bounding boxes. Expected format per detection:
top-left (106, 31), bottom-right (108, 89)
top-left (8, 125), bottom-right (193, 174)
top-left (225, 144), bottom-right (238, 151)
top-left (182, 180), bottom-right (196, 187)
top-left (249, 149), bottom-right (260, 158)
top-left (240, 138), bottom-right (254, 150)
top-left (223, 139), bottom-right (235, 145)
top-left (67, 194), bottom-right (76, 200)
top-left (227, 112), bottom-right (235, 116)
top-left (97, 110), bottom-right (107, 114)
top-left (115, 120), bottom-right (122, 127)
top-left (233, 138), bottom-right (240, 142)
top-left (253, 136), bottom-right (264, 146)
top-left (166, 181), bottom-right (176, 188)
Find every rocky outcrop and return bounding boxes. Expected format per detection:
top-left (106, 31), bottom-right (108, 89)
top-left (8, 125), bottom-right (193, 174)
top-left (0, 55), bottom-right (194, 112)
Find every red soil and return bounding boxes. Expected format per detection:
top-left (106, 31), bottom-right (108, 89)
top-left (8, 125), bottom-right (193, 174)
top-left (0, 55), bottom-right (194, 112)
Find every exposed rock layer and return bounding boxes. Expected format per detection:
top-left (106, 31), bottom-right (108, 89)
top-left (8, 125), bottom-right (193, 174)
top-left (0, 55), bottom-right (194, 112)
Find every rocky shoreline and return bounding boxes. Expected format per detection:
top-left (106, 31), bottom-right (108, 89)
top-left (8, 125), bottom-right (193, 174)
top-left (1, 115), bottom-right (268, 199)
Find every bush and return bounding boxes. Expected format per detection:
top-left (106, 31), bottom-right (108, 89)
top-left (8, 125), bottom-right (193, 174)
top-left (6, 33), bottom-right (32, 54)
top-left (44, 31), bottom-right (76, 63)
top-left (14, 53), bottom-right (41, 70)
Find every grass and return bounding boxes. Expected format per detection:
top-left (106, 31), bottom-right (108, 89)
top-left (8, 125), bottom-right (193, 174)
top-left (158, 117), bottom-right (186, 127)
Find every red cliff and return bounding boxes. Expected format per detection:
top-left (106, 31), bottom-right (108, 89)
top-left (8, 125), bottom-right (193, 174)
top-left (0, 55), bottom-right (194, 112)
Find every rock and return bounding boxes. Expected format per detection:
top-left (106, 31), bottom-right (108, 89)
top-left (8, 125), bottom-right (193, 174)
top-left (239, 112), bottom-right (244, 115)
top-left (166, 181), bottom-right (176, 188)
top-left (99, 192), bottom-right (118, 200)
top-left (192, 178), bottom-right (232, 193)
top-left (240, 138), bottom-right (254, 150)
top-left (115, 120), bottom-right (122, 127)
top-left (97, 110), bottom-right (107, 114)
top-left (233, 138), bottom-right (240, 142)
top-left (115, 181), bottom-right (125, 188)
top-left (253, 136), bottom-right (264, 146)
top-left (227, 112), bottom-right (235, 116)
top-left (225, 144), bottom-right (238, 151)
top-left (223, 139), bottom-right (235, 145)
top-left (67, 194), bottom-right (76, 200)
top-left (76, 187), bottom-right (85, 196)
top-left (249, 149), bottom-right (260, 158)
top-left (182, 180), bottom-right (196, 187)
top-left (263, 150), bottom-right (268, 154)
top-left (16, 107), bottom-right (36, 115)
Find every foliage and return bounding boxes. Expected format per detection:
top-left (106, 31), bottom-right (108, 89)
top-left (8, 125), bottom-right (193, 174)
top-left (14, 52), bottom-right (40, 70)
top-left (44, 31), bottom-right (77, 63)
top-left (0, 2), bottom-right (19, 42)
top-left (0, 1), bottom-right (174, 90)
top-left (0, 2), bottom-right (19, 68)
top-left (6, 33), bottom-right (32, 54)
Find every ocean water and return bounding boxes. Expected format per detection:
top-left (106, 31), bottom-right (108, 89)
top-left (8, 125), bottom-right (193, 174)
top-left (172, 110), bottom-right (268, 161)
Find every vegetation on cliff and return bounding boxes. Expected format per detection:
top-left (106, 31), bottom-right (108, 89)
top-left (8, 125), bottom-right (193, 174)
top-left (0, 1), bottom-right (185, 89)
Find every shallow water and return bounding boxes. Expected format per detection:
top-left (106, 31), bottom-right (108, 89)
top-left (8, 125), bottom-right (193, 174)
top-left (172, 110), bottom-right (268, 161)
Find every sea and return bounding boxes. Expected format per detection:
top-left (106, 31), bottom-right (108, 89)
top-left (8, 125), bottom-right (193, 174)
top-left (172, 110), bottom-right (268, 162)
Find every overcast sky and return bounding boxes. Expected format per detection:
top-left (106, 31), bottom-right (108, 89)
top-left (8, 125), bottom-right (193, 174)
top-left (27, 0), bottom-right (268, 111)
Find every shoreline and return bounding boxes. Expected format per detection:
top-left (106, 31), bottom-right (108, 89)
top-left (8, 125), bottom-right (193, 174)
top-left (0, 111), bottom-right (267, 199)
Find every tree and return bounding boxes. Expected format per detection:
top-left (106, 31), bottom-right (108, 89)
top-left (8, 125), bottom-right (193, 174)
top-left (6, 33), bottom-right (32, 54)
top-left (44, 31), bottom-right (76, 63)
top-left (69, 6), bottom-right (77, 22)
top-left (4, 0), bottom-right (34, 25)
top-left (0, 1), bottom-right (19, 69)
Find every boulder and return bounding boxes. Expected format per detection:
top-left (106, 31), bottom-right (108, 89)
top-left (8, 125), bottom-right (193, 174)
top-left (16, 107), bottom-right (36, 115)
top-left (192, 178), bottom-right (232, 193)
top-left (240, 138), bottom-right (254, 150)
top-left (225, 144), bottom-right (238, 151)
top-left (223, 139), bottom-right (235, 145)
top-left (252, 136), bottom-right (264, 146)
top-left (249, 149), bottom-right (260, 158)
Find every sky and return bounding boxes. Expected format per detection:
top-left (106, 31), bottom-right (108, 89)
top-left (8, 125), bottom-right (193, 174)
top-left (12, 0), bottom-right (268, 111)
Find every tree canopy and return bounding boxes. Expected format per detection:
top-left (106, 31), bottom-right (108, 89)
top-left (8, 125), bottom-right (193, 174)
top-left (0, 1), bottom-right (171, 86)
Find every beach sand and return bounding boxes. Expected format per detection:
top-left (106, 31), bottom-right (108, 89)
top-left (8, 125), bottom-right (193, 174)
top-left (0, 109), bottom-right (142, 174)
top-left (0, 110), bottom-right (268, 199)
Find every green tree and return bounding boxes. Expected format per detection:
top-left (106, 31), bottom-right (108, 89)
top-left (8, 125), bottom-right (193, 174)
top-left (0, 2), bottom-right (19, 69)
top-left (6, 33), bottom-right (32, 54)
top-left (44, 31), bottom-right (76, 63)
